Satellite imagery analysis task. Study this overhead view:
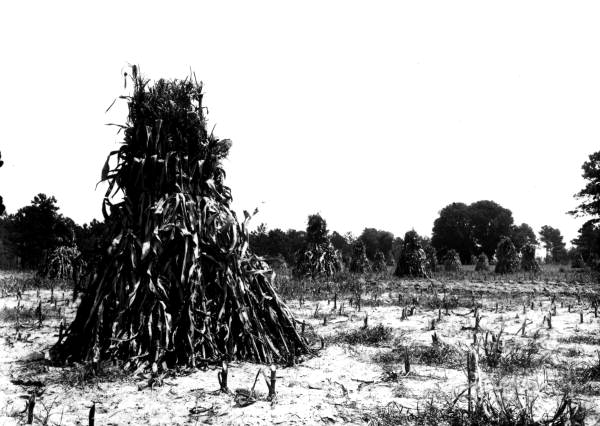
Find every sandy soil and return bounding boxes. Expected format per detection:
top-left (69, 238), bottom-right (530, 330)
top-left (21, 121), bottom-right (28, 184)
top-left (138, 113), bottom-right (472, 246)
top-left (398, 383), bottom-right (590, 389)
top-left (1, 277), bottom-right (599, 425)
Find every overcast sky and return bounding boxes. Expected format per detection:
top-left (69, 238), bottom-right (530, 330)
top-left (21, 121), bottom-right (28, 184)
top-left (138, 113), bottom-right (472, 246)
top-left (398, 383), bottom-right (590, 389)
top-left (1, 1), bottom-right (599, 245)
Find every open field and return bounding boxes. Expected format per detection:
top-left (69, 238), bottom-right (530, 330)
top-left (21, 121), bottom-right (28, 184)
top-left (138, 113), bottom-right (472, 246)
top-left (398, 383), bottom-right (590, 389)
top-left (1, 270), bottom-right (599, 425)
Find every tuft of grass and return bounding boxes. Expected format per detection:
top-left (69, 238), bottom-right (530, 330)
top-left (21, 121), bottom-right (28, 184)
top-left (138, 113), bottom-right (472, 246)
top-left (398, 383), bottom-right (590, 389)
top-left (559, 352), bottom-right (600, 396)
top-left (563, 347), bottom-right (583, 358)
top-left (374, 340), bottom-right (462, 369)
top-left (482, 340), bottom-right (548, 375)
top-left (328, 324), bottom-right (392, 346)
top-left (367, 392), bottom-right (586, 426)
top-left (557, 334), bottom-right (600, 346)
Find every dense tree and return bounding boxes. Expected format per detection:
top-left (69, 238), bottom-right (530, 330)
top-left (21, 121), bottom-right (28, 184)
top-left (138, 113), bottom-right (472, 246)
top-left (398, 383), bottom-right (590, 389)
top-left (571, 221), bottom-right (600, 266)
top-left (469, 200), bottom-right (514, 259)
top-left (249, 223), bottom-right (270, 255)
top-left (358, 228), bottom-right (379, 260)
top-left (358, 228), bottom-right (394, 262)
top-left (330, 231), bottom-right (353, 262)
top-left (431, 202), bottom-right (475, 263)
top-left (74, 219), bottom-right (111, 268)
top-left (510, 223), bottom-right (538, 252)
top-left (568, 247), bottom-right (586, 268)
top-left (249, 225), bottom-right (306, 265)
top-left (3, 194), bottom-right (76, 269)
top-left (539, 225), bottom-right (568, 263)
top-left (569, 151), bottom-right (600, 266)
top-left (306, 214), bottom-right (328, 245)
top-left (432, 200), bottom-right (515, 262)
top-left (377, 231), bottom-right (394, 262)
top-left (285, 229), bottom-right (307, 263)
top-left (391, 236), bottom-right (404, 263)
top-left (570, 150), bottom-right (600, 222)
top-left (0, 219), bottom-right (18, 268)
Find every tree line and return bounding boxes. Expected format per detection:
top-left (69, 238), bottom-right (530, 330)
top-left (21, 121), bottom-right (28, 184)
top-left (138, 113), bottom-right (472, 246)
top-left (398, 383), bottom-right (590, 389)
top-left (249, 206), bottom-right (580, 270)
top-left (1, 149), bottom-right (600, 272)
top-left (0, 194), bottom-right (109, 270)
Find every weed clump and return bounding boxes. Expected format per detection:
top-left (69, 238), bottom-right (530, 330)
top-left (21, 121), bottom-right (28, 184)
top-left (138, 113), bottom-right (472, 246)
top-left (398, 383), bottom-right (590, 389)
top-left (557, 334), bottom-right (600, 346)
top-left (367, 393), bottom-right (585, 426)
top-left (330, 324), bottom-right (392, 346)
top-left (492, 340), bottom-right (548, 375)
top-left (374, 338), bottom-right (462, 369)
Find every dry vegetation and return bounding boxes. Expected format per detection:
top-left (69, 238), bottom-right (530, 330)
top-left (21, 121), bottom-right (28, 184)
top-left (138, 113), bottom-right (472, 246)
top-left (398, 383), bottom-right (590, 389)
top-left (1, 267), bottom-right (598, 425)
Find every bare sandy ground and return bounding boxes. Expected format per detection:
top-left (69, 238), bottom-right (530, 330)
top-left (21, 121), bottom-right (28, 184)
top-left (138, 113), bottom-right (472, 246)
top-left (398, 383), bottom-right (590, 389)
top-left (1, 277), bottom-right (599, 425)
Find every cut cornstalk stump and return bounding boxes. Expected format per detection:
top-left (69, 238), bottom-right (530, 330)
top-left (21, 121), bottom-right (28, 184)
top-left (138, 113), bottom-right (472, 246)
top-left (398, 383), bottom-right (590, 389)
top-left (36, 301), bottom-right (42, 327)
top-left (26, 393), bottom-right (35, 424)
top-left (89, 403), bottom-right (95, 426)
top-left (218, 362), bottom-right (229, 393)
top-left (268, 365), bottom-right (277, 400)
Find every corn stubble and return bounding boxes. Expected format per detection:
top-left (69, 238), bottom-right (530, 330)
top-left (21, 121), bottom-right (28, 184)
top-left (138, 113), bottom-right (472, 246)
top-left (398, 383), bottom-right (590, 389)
top-left (51, 67), bottom-right (309, 370)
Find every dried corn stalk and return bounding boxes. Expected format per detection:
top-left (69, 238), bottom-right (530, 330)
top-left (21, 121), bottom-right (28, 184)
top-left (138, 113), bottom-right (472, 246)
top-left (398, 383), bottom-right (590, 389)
top-left (349, 240), bottom-right (370, 273)
top-left (371, 250), bottom-right (387, 273)
top-left (424, 246), bottom-right (438, 273)
top-left (520, 244), bottom-right (540, 273)
top-left (495, 237), bottom-right (520, 274)
top-left (394, 231), bottom-right (428, 278)
top-left (293, 214), bottom-right (341, 278)
top-left (474, 253), bottom-right (489, 272)
top-left (42, 245), bottom-right (83, 281)
top-left (443, 249), bottom-right (462, 272)
top-left (52, 67), bottom-right (308, 369)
